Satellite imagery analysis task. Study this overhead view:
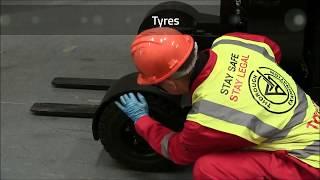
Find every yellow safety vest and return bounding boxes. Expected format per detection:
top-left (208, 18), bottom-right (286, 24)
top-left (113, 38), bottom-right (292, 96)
top-left (187, 35), bottom-right (320, 168)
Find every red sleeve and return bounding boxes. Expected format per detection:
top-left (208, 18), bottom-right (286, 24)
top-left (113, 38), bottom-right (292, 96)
top-left (225, 32), bottom-right (282, 64)
top-left (135, 115), bottom-right (255, 165)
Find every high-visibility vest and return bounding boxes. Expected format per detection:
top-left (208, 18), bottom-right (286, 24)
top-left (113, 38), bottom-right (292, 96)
top-left (187, 35), bottom-right (320, 168)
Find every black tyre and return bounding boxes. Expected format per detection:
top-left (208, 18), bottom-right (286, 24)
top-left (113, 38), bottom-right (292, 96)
top-left (98, 92), bottom-right (187, 171)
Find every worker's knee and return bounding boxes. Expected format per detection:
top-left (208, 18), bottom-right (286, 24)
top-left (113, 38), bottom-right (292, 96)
top-left (193, 154), bottom-right (220, 180)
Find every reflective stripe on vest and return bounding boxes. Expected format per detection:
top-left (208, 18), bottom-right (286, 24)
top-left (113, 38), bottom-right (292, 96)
top-left (189, 85), bottom-right (307, 140)
top-left (290, 140), bottom-right (320, 159)
top-left (212, 39), bottom-right (275, 62)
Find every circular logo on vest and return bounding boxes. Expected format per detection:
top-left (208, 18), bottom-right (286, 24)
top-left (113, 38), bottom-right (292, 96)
top-left (248, 67), bottom-right (296, 114)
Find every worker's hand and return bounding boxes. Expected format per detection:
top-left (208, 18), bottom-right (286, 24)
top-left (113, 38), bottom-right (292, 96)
top-left (115, 92), bottom-right (149, 123)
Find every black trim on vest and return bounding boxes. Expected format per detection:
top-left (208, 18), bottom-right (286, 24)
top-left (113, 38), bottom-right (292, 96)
top-left (189, 49), bottom-right (210, 89)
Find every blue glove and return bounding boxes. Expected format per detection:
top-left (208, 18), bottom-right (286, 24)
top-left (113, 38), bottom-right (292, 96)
top-left (115, 92), bottom-right (149, 123)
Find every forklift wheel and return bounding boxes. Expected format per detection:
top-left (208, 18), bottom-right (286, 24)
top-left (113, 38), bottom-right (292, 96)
top-left (97, 92), bottom-right (187, 171)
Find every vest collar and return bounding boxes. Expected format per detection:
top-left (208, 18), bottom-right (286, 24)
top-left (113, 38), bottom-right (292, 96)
top-left (189, 49), bottom-right (217, 94)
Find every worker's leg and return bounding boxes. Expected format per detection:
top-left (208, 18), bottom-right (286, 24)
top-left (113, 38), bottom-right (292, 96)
top-left (193, 150), bottom-right (319, 180)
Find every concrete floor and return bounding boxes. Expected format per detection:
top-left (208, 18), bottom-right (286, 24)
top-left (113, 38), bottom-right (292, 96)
top-left (0, 34), bottom-right (194, 180)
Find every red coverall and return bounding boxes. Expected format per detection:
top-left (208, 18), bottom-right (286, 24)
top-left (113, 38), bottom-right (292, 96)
top-left (134, 33), bottom-right (320, 179)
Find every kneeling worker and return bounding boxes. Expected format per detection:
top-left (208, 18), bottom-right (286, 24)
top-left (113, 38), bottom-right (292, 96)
top-left (115, 27), bottom-right (320, 179)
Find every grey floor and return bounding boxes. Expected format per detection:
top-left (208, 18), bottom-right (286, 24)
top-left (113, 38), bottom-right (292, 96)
top-left (0, 35), bottom-right (193, 180)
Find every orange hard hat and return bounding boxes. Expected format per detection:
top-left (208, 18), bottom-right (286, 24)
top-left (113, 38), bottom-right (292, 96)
top-left (130, 27), bottom-right (194, 85)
